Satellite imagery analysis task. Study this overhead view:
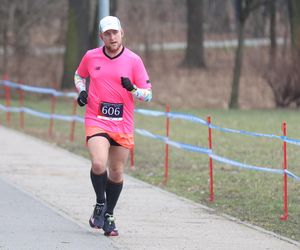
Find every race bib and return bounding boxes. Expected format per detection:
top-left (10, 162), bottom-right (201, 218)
top-left (97, 102), bottom-right (123, 121)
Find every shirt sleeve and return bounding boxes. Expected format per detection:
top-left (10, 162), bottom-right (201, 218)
top-left (74, 71), bottom-right (86, 93)
top-left (76, 52), bottom-right (90, 78)
top-left (133, 56), bottom-right (152, 90)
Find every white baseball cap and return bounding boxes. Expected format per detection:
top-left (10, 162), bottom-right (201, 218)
top-left (99, 16), bottom-right (122, 33)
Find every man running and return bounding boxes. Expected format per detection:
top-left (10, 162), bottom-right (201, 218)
top-left (74, 16), bottom-right (152, 236)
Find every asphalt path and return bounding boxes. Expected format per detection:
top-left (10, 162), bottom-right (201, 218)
top-left (0, 125), bottom-right (299, 250)
top-left (0, 178), bottom-right (118, 250)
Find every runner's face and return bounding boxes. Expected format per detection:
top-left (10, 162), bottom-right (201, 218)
top-left (100, 29), bottom-right (123, 54)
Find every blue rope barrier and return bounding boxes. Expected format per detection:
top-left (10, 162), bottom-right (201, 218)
top-left (1, 105), bottom-right (300, 181)
top-left (209, 124), bottom-right (281, 140)
top-left (135, 108), bottom-right (300, 146)
top-left (285, 170), bottom-right (300, 182)
top-left (0, 80), bottom-right (77, 98)
top-left (135, 128), bottom-right (212, 155)
top-left (209, 154), bottom-right (284, 175)
top-left (135, 108), bottom-right (207, 125)
top-left (135, 128), bottom-right (300, 181)
top-left (0, 104), bottom-right (84, 123)
top-left (1, 81), bottom-right (300, 181)
top-left (1, 81), bottom-right (299, 145)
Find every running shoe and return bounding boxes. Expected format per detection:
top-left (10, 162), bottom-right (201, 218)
top-left (103, 213), bottom-right (119, 236)
top-left (89, 203), bottom-right (105, 229)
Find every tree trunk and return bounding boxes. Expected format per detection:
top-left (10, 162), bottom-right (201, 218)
top-left (229, 20), bottom-right (245, 109)
top-left (269, 0), bottom-right (277, 63)
top-left (182, 0), bottom-right (205, 68)
top-left (89, 0), bottom-right (99, 49)
top-left (288, 0), bottom-right (300, 56)
top-left (14, 1), bottom-right (29, 82)
top-left (251, 5), bottom-right (266, 37)
top-left (2, 15), bottom-right (8, 75)
top-left (110, 0), bottom-right (118, 15)
top-left (61, 0), bottom-right (90, 89)
top-left (229, 0), bottom-right (268, 109)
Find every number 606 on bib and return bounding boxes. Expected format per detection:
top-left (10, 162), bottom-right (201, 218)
top-left (97, 102), bottom-right (124, 121)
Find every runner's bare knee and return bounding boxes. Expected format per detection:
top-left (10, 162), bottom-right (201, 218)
top-left (91, 159), bottom-right (106, 174)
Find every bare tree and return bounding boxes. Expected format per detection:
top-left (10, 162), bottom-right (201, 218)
top-left (182, 0), bottom-right (205, 68)
top-left (288, 0), bottom-right (300, 55)
top-left (61, 0), bottom-right (119, 89)
top-left (229, 0), bottom-right (270, 109)
top-left (269, 0), bottom-right (277, 62)
top-left (264, 54), bottom-right (300, 107)
top-left (262, 0), bottom-right (300, 107)
top-left (110, 0), bottom-right (118, 15)
top-left (61, 0), bottom-right (91, 89)
top-left (0, 0), bottom-right (63, 81)
top-left (0, 0), bottom-right (59, 79)
top-left (89, 0), bottom-right (99, 49)
top-left (205, 1), bottom-right (234, 33)
top-left (0, 0), bottom-right (12, 75)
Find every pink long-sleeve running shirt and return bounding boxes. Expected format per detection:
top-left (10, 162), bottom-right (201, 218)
top-left (75, 46), bottom-right (152, 134)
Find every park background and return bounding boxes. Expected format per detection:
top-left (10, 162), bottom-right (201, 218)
top-left (2, 0), bottom-right (300, 109)
top-left (1, 0), bottom-right (300, 242)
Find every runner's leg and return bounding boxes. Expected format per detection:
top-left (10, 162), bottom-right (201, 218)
top-left (88, 136), bottom-right (110, 201)
top-left (87, 136), bottom-right (110, 228)
top-left (106, 145), bottom-right (129, 213)
top-left (103, 146), bottom-right (129, 235)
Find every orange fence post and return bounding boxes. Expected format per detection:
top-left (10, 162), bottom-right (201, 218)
top-left (0, 74), bottom-right (8, 125)
top-left (164, 104), bottom-right (170, 184)
top-left (280, 121), bottom-right (288, 221)
top-left (19, 86), bottom-right (25, 129)
top-left (4, 74), bottom-right (10, 126)
top-left (207, 116), bottom-right (214, 202)
top-left (48, 95), bottom-right (56, 137)
top-left (130, 147), bottom-right (135, 170)
top-left (70, 98), bottom-right (77, 142)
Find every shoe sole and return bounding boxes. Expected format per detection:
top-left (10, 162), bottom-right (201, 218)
top-left (104, 230), bottom-right (119, 236)
top-left (89, 218), bottom-right (103, 229)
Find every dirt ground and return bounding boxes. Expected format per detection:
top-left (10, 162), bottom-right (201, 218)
top-left (142, 47), bottom-right (275, 110)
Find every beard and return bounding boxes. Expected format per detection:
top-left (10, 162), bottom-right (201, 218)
top-left (105, 42), bottom-right (122, 55)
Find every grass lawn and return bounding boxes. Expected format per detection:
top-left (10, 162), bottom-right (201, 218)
top-left (1, 96), bottom-right (300, 241)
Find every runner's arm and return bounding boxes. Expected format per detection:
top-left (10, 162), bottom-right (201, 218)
top-left (74, 71), bottom-right (88, 106)
top-left (131, 87), bottom-right (152, 102)
top-left (121, 77), bottom-right (152, 102)
top-left (74, 70), bottom-right (86, 92)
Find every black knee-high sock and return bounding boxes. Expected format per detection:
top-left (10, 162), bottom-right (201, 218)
top-left (105, 179), bottom-right (123, 215)
top-left (90, 170), bottom-right (107, 204)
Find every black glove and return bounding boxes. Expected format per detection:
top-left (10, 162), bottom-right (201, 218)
top-left (121, 77), bottom-right (136, 92)
top-left (77, 90), bottom-right (88, 107)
